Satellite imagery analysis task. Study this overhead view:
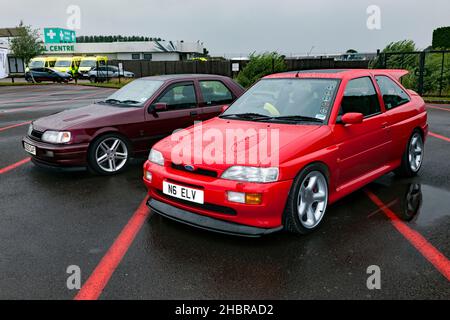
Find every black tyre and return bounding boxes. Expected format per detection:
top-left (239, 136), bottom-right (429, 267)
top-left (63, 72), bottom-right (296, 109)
top-left (87, 133), bottom-right (131, 175)
top-left (89, 75), bottom-right (96, 83)
top-left (283, 163), bottom-right (329, 234)
top-left (394, 130), bottom-right (424, 177)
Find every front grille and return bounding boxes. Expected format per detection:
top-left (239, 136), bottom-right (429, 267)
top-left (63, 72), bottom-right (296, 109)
top-left (156, 190), bottom-right (236, 215)
top-left (30, 130), bottom-right (43, 141)
top-left (171, 163), bottom-right (218, 178)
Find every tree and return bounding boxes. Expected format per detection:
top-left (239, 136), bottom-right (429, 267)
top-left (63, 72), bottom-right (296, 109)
top-left (236, 52), bottom-right (287, 88)
top-left (432, 26), bottom-right (450, 49)
top-left (370, 40), bottom-right (418, 89)
top-left (10, 21), bottom-right (44, 68)
top-left (346, 49), bottom-right (358, 53)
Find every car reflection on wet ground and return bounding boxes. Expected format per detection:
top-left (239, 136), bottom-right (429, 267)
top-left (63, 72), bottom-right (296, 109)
top-left (0, 85), bottom-right (448, 299)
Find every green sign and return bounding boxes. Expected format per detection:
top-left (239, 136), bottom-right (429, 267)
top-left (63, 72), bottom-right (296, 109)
top-left (44, 28), bottom-right (76, 44)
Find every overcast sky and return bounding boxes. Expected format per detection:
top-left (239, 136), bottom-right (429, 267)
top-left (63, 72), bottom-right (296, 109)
top-left (2, 0), bottom-right (449, 56)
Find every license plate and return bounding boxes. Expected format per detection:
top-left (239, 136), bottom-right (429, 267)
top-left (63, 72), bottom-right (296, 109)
top-left (163, 181), bottom-right (204, 204)
top-left (23, 142), bottom-right (36, 155)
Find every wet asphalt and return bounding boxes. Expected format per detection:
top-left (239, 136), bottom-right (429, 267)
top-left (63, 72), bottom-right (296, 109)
top-left (0, 85), bottom-right (448, 299)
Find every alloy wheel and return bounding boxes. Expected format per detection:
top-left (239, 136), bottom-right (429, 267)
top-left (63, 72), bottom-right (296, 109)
top-left (297, 171), bottom-right (328, 229)
top-left (408, 133), bottom-right (423, 172)
top-left (95, 137), bottom-right (128, 173)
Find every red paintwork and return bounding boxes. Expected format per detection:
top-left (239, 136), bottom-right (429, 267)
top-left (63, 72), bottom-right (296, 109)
top-left (143, 69), bottom-right (428, 229)
top-left (22, 75), bottom-right (244, 167)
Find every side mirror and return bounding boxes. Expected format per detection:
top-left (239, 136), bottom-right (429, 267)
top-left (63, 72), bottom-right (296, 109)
top-left (340, 112), bottom-right (363, 125)
top-left (221, 105), bottom-right (229, 113)
top-left (151, 102), bottom-right (168, 113)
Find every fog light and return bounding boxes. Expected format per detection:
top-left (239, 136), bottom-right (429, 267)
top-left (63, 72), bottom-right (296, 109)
top-left (145, 171), bottom-right (152, 182)
top-left (227, 191), bottom-right (262, 205)
top-left (227, 191), bottom-right (245, 204)
top-left (245, 193), bottom-right (263, 205)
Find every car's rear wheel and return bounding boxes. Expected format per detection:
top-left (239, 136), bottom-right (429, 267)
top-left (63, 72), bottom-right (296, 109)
top-left (395, 130), bottom-right (424, 177)
top-left (284, 164), bottom-right (329, 234)
top-left (88, 134), bottom-right (130, 175)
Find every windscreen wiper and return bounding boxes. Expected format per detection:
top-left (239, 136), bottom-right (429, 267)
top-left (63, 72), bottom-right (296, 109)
top-left (268, 115), bottom-right (324, 123)
top-left (120, 100), bottom-right (141, 105)
top-left (104, 98), bottom-right (121, 104)
top-left (220, 113), bottom-right (271, 120)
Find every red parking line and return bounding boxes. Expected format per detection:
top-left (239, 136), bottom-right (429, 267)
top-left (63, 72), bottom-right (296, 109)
top-left (365, 189), bottom-right (450, 281)
top-left (429, 131), bottom-right (450, 143)
top-left (0, 121), bottom-right (32, 133)
top-left (74, 196), bottom-right (151, 300)
top-left (0, 157), bottom-right (31, 174)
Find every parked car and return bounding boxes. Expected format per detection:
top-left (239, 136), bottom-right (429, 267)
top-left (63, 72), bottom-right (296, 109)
top-left (22, 74), bottom-right (245, 174)
top-left (143, 69), bottom-right (428, 236)
top-left (87, 66), bottom-right (135, 83)
top-left (25, 67), bottom-right (73, 83)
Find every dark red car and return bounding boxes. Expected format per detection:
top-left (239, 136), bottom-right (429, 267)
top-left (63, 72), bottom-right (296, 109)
top-left (22, 74), bottom-right (244, 174)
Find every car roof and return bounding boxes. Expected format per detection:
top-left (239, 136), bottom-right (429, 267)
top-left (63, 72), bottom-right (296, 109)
top-left (139, 74), bottom-right (231, 81)
top-left (264, 69), bottom-right (409, 81)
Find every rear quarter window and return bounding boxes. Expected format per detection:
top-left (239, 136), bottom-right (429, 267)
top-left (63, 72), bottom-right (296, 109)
top-left (375, 75), bottom-right (410, 110)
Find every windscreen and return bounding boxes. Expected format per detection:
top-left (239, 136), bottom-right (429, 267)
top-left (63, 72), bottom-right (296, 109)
top-left (222, 78), bottom-right (339, 123)
top-left (104, 79), bottom-right (164, 107)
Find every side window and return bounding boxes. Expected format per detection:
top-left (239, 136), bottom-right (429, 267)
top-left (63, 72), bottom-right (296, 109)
top-left (340, 77), bottom-right (381, 117)
top-left (199, 80), bottom-right (234, 106)
top-left (375, 75), bottom-right (410, 110)
top-left (131, 53), bottom-right (140, 60)
top-left (157, 83), bottom-right (197, 110)
top-left (99, 60), bottom-right (106, 66)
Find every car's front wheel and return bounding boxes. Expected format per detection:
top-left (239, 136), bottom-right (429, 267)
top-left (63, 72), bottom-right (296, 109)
top-left (89, 75), bottom-right (97, 83)
top-left (88, 134), bottom-right (130, 175)
top-left (284, 164), bottom-right (329, 234)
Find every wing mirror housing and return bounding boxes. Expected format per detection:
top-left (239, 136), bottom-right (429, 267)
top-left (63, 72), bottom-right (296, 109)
top-left (149, 102), bottom-right (167, 114)
top-left (340, 112), bottom-right (363, 125)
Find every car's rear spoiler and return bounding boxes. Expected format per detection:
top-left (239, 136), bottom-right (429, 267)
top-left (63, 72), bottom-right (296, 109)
top-left (372, 69), bottom-right (409, 81)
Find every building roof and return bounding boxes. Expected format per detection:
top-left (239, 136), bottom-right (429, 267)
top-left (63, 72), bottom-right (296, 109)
top-left (71, 40), bottom-right (203, 54)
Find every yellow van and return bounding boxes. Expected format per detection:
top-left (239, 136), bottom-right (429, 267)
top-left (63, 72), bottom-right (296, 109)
top-left (78, 56), bottom-right (108, 77)
top-left (26, 56), bottom-right (58, 72)
top-left (54, 56), bottom-right (82, 75)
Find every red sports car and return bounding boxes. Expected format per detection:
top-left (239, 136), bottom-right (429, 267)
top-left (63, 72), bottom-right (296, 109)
top-left (22, 74), bottom-right (244, 174)
top-left (143, 69), bottom-right (428, 236)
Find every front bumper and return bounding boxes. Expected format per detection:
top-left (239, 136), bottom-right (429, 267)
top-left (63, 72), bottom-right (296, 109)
top-left (148, 198), bottom-right (283, 237)
top-left (22, 136), bottom-right (89, 168)
top-left (143, 161), bottom-right (293, 230)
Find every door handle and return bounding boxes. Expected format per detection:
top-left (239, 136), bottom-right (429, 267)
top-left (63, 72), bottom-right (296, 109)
top-left (381, 122), bottom-right (388, 128)
top-left (190, 111), bottom-right (198, 116)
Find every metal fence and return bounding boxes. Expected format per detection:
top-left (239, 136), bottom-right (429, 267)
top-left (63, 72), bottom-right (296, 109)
top-left (375, 50), bottom-right (450, 97)
top-left (104, 57), bottom-right (369, 79)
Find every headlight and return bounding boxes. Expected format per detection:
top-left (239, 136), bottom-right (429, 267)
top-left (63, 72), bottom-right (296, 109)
top-left (41, 131), bottom-right (71, 144)
top-left (221, 166), bottom-right (279, 183)
top-left (148, 149), bottom-right (164, 166)
top-left (27, 124), bottom-right (33, 136)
